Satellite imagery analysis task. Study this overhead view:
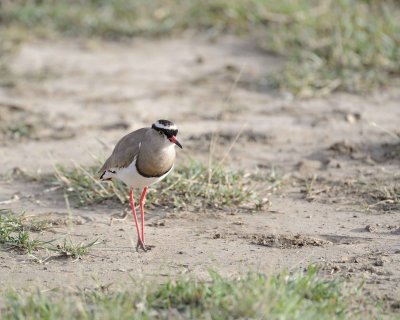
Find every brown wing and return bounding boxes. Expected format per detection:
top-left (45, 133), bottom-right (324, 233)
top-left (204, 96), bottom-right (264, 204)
top-left (98, 128), bottom-right (148, 175)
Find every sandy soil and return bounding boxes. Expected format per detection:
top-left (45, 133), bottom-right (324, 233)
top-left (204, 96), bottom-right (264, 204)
top-left (0, 36), bottom-right (399, 310)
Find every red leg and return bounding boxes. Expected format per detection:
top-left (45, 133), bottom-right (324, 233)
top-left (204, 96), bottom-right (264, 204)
top-left (129, 188), bottom-right (146, 251)
top-left (139, 187), bottom-right (148, 243)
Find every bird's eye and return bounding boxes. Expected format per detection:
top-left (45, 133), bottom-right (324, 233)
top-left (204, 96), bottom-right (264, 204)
top-left (159, 131), bottom-right (163, 136)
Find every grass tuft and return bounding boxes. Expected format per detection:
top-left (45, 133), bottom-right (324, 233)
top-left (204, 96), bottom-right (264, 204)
top-left (0, 209), bottom-right (51, 254)
top-left (52, 160), bottom-right (263, 211)
top-left (1, 267), bottom-right (379, 319)
top-left (48, 237), bottom-right (99, 260)
top-left (0, 209), bottom-right (98, 259)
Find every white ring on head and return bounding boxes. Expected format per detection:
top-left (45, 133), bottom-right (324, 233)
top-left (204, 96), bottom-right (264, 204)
top-left (154, 121), bottom-right (177, 131)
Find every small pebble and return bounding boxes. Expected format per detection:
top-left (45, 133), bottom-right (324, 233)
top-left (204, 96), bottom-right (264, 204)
top-left (365, 225), bottom-right (376, 232)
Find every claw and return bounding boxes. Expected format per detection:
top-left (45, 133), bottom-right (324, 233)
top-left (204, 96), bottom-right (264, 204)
top-left (136, 239), bottom-right (147, 252)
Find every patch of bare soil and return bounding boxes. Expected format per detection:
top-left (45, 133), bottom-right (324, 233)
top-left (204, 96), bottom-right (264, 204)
top-left (188, 129), bottom-right (272, 144)
top-left (0, 36), bottom-right (399, 313)
top-left (321, 250), bottom-right (400, 312)
top-left (250, 233), bottom-right (331, 248)
top-left (0, 103), bottom-right (75, 143)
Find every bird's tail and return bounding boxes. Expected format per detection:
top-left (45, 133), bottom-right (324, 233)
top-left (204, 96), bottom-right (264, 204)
top-left (99, 169), bottom-right (116, 181)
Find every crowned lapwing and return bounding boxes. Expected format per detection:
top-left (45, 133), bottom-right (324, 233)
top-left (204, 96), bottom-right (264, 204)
top-left (99, 120), bottom-right (182, 252)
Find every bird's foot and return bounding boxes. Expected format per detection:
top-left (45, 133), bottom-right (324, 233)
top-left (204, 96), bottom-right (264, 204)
top-left (135, 240), bottom-right (155, 252)
top-left (136, 239), bottom-right (146, 252)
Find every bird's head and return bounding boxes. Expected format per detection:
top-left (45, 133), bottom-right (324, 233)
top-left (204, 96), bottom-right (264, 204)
top-left (151, 120), bottom-right (183, 149)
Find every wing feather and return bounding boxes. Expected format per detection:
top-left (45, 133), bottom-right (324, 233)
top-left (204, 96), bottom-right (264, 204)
top-left (98, 128), bottom-right (147, 177)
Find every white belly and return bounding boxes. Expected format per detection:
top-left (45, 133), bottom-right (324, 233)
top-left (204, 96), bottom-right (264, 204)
top-left (111, 158), bottom-right (173, 189)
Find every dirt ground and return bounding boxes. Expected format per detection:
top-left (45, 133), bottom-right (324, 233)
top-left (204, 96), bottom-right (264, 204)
top-left (0, 36), bottom-right (399, 309)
